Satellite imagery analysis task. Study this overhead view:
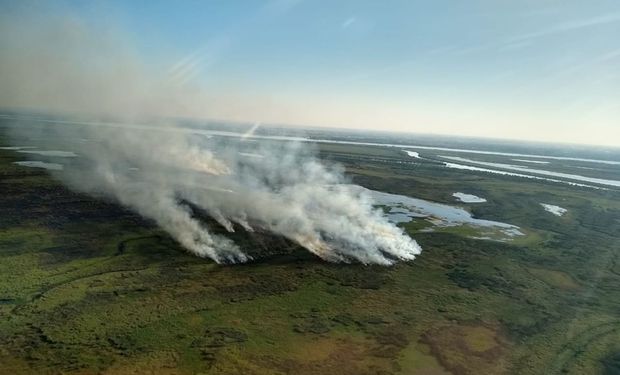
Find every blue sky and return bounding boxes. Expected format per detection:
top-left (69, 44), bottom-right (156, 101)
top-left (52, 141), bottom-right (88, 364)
top-left (3, 0), bottom-right (620, 145)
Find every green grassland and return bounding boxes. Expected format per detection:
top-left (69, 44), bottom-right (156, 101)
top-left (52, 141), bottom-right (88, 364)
top-left (1, 136), bottom-right (620, 374)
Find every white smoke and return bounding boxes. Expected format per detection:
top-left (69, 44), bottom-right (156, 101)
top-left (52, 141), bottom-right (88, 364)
top-left (30, 123), bottom-right (421, 265)
top-left (1, 7), bottom-right (422, 265)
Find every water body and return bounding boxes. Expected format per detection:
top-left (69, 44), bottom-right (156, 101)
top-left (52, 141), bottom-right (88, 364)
top-left (369, 189), bottom-right (523, 238)
top-left (402, 150), bottom-right (421, 159)
top-left (0, 146), bottom-right (35, 150)
top-left (512, 159), bottom-right (550, 164)
top-left (14, 161), bottom-right (63, 170)
top-left (541, 203), bottom-right (567, 217)
top-left (239, 152), bottom-right (265, 158)
top-left (453, 192), bottom-right (487, 203)
top-left (302, 139), bottom-right (620, 166)
top-left (18, 150), bottom-right (77, 157)
top-left (443, 162), bottom-right (601, 189)
top-left (441, 156), bottom-right (620, 188)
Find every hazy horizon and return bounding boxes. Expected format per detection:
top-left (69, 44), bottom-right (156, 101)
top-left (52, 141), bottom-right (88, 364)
top-left (1, 1), bottom-right (619, 147)
top-left (5, 112), bottom-right (620, 154)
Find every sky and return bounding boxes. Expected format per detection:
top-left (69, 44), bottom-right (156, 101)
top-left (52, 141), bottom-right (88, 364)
top-left (1, 0), bottom-right (620, 146)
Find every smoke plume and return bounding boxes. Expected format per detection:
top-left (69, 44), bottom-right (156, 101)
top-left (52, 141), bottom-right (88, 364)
top-left (1, 8), bottom-right (421, 265)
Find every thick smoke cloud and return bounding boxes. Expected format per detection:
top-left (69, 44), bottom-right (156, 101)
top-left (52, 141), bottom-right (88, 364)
top-left (1, 9), bottom-right (421, 265)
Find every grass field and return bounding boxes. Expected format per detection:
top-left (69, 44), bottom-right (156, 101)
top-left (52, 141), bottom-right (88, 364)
top-left (1, 130), bottom-right (620, 374)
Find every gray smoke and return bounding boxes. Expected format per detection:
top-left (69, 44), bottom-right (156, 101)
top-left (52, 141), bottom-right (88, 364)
top-left (1, 9), bottom-right (422, 265)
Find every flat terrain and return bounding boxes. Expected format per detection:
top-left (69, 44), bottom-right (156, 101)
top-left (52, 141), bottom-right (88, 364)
top-left (1, 127), bottom-right (620, 374)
